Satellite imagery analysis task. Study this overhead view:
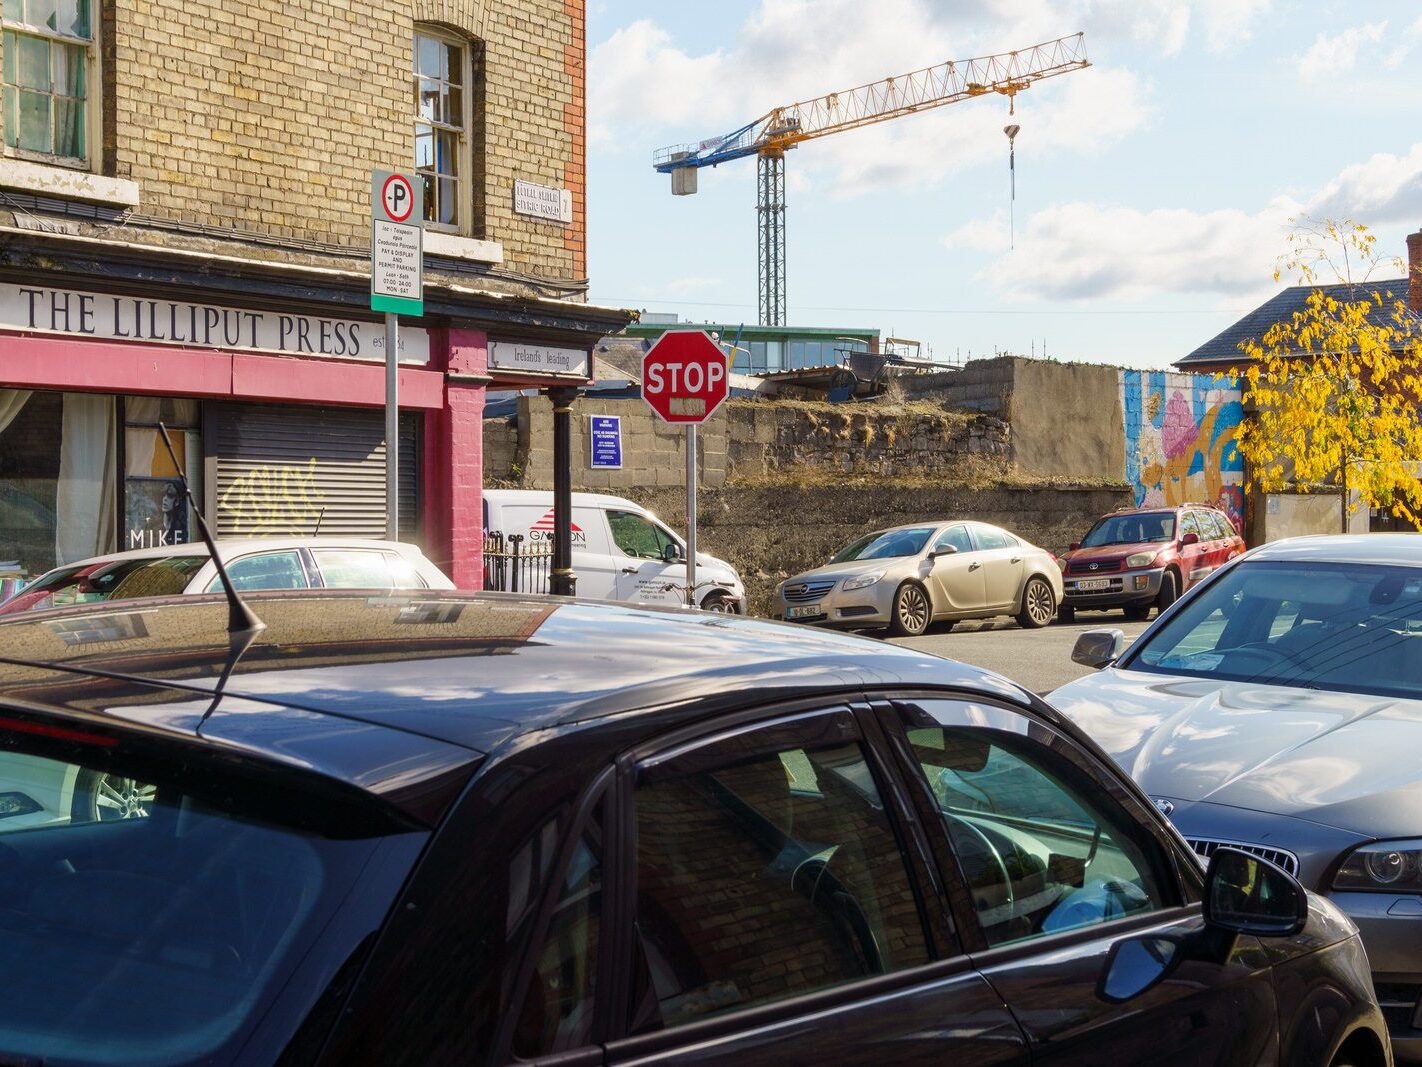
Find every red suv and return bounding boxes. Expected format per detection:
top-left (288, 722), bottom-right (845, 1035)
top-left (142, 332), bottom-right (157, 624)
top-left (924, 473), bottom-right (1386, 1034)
top-left (1057, 504), bottom-right (1245, 622)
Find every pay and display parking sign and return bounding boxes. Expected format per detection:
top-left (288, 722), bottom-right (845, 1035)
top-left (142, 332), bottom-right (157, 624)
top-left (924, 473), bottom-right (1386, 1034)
top-left (371, 170), bottom-right (424, 316)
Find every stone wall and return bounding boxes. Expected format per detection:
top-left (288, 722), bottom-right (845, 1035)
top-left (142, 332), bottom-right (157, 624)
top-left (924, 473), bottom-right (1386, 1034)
top-left (623, 483), bottom-right (1131, 616)
top-left (487, 396), bottom-right (1011, 489)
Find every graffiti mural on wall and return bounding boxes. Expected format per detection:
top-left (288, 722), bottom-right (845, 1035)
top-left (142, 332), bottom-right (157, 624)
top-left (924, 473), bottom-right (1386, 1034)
top-left (1121, 371), bottom-right (1244, 532)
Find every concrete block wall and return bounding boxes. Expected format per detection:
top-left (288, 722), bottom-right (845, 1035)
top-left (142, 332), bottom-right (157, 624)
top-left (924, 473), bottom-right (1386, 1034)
top-left (1, 0), bottom-right (585, 280)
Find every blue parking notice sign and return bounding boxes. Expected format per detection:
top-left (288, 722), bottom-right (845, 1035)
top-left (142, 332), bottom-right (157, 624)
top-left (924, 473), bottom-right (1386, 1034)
top-left (590, 415), bottom-right (622, 469)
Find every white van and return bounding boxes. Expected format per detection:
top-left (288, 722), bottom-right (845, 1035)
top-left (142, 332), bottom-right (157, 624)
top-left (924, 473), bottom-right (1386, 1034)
top-left (481, 489), bottom-right (748, 613)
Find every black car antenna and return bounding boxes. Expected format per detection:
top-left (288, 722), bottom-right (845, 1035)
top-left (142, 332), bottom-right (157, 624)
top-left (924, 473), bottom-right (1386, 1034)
top-left (157, 423), bottom-right (265, 636)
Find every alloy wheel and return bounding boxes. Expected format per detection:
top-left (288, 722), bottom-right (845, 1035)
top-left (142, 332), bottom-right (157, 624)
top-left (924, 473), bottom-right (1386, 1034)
top-left (897, 584), bottom-right (930, 635)
top-left (1027, 580), bottom-right (1054, 626)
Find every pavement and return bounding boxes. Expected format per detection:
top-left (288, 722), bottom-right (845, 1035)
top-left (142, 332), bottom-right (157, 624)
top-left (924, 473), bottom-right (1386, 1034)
top-left (889, 614), bottom-right (1152, 695)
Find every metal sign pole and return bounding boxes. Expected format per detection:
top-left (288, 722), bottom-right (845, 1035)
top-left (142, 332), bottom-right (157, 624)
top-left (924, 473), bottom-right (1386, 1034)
top-left (385, 312), bottom-right (399, 540)
top-left (685, 423), bottom-right (697, 608)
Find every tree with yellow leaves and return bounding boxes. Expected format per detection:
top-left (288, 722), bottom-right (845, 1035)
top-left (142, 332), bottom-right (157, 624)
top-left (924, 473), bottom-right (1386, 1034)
top-left (1236, 218), bottom-right (1422, 533)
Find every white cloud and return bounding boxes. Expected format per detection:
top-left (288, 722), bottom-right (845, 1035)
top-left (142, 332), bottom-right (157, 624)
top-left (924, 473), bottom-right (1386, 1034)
top-left (589, 0), bottom-right (1270, 179)
top-left (1295, 21), bottom-right (1388, 80)
top-left (1305, 144), bottom-right (1422, 226)
top-left (662, 276), bottom-right (724, 296)
top-left (949, 201), bottom-right (1296, 301)
top-left (950, 141), bottom-right (1422, 302)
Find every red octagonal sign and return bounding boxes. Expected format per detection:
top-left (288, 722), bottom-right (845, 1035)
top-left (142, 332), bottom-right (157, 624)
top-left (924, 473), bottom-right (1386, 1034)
top-left (642, 330), bottom-right (730, 424)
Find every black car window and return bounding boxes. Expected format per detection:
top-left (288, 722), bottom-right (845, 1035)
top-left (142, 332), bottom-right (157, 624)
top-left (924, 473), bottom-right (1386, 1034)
top-left (513, 797), bottom-right (604, 1059)
top-left (0, 731), bottom-right (425, 1066)
top-left (933, 526), bottom-right (973, 554)
top-left (629, 712), bottom-right (930, 1033)
top-left (895, 700), bottom-right (1171, 949)
top-left (208, 550), bottom-right (309, 592)
top-left (1129, 560), bottom-right (1422, 699)
top-left (973, 526), bottom-right (1014, 551)
top-left (608, 510), bottom-right (677, 560)
top-left (1080, 512), bottom-right (1176, 547)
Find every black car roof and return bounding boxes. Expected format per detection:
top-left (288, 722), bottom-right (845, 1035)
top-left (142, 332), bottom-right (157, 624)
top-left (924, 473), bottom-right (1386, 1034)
top-left (0, 589), bottom-right (1034, 774)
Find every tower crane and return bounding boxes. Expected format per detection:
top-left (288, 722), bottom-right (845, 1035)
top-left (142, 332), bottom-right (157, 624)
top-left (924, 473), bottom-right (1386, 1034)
top-left (652, 33), bottom-right (1090, 326)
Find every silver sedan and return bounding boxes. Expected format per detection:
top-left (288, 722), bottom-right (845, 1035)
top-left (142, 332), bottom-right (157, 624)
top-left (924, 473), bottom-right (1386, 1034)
top-left (775, 521), bottom-right (1064, 636)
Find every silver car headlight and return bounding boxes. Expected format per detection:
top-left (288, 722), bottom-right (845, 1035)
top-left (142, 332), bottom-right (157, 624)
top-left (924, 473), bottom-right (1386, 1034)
top-left (842, 572), bottom-right (884, 592)
top-left (1333, 839), bottom-right (1422, 892)
top-left (1125, 551), bottom-right (1158, 568)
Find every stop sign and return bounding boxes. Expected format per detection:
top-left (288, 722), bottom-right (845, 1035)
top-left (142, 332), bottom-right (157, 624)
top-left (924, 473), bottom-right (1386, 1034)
top-left (641, 330), bottom-right (729, 424)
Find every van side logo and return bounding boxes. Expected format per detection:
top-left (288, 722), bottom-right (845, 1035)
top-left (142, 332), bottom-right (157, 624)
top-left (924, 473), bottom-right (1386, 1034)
top-left (527, 509), bottom-right (587, 547)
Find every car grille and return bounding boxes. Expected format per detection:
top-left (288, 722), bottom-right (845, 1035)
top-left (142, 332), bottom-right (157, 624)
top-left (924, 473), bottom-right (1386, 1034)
top-left (1185, 838), bottom-right (1300, 877)
top-left (782, 580), bottom-right (835, 603)
top-left (1067, 558), bottom-right (1124, 575)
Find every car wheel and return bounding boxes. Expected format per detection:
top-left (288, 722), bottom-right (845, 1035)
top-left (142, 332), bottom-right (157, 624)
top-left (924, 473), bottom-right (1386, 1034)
top-left (889, 582), bottom-right (932, 637)
top-left (1124, 603), bottom-right (1152, 622)
top-left (700, 593), bottom-right (739, 614)
top-left (71, 770), bottom-right (155, 823)
top-left (1016, 577), bottom-right (1055, 629)
top-left (1058, 604), bottom-right (1076, 624)
top-left (1157, 570), bottom-right (1180, 614)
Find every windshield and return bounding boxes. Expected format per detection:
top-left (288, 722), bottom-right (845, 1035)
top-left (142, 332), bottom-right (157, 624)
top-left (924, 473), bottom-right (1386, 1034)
top-left (831, 527), bottom-right (935, 563)
top-left (1080, 512), bottom-right (1176, 548)
top-left (1128, 560), bottom-right (1422, 699)
top-left (0, 731), bottom-right (424, 1065)
top-left (0, 556), bottom-right (209, 616)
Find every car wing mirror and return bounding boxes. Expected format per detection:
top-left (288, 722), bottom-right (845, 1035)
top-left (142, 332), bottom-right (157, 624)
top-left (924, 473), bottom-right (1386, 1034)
top-left (1180, 533), bottom-right (1200, 547)
top-left (1072, 628), bottom-right (1126, 669)
top-left (662, 542), bottom-right (685, 564)
top-left (1068, 542), bottom-right (1081, 552)
top-left (930, 545), bottom-right (958, 559)
top-left (1203, 847), bottom-right (1307, 938)
top-left (1098, 936), bottom-right (1182, 1002)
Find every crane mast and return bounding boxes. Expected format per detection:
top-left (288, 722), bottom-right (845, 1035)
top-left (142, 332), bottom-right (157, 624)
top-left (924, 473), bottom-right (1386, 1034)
top-left (653, 33), bottom-right (1090, 326)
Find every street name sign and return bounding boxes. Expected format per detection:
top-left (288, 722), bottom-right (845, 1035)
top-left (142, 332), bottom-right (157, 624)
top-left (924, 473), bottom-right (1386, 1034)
top-left (641, 330), bottom-right (729, 424)
top-left (371, 170), bottom-right (424, 316)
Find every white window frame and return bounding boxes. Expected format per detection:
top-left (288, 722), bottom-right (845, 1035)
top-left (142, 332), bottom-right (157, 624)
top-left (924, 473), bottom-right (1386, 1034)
top-left (412, 25), bottom-right (473, 235)
top-left (1, 0), bottom-right (100, 171)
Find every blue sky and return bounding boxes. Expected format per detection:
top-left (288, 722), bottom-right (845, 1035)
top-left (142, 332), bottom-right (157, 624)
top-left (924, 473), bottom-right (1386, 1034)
top-left (585, 1), bottom-right (1422, 368)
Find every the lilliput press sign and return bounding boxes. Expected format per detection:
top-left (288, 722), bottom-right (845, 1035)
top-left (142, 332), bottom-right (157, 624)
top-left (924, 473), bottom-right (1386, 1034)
top-left (0, 282), bottom-right (431, 363)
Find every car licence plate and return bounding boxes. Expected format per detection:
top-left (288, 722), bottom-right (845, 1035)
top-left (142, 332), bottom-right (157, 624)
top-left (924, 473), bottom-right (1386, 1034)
top-left (786, 604), bottom-right (823, 619)
top-left (1075, 579), bottom-right (1111, 591)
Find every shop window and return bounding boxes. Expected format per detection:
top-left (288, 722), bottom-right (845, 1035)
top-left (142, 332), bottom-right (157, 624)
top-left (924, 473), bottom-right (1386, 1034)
top-left (414, 27), bottom-right (481, 232)
top-left (2, 0), bottom-right (94, 166)
top-left (123, 397), bottom-right (199, 553)
top-left (0, 389), bottom-right (115, 587)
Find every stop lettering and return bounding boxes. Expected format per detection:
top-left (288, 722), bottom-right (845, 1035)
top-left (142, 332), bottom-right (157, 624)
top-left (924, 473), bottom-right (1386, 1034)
top-left (641, 330), bottom-right (730, 424)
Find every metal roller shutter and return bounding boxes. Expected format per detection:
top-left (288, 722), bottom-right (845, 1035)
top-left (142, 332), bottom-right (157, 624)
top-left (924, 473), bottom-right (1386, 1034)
top-left (210, 404), bottom-right (419, 541)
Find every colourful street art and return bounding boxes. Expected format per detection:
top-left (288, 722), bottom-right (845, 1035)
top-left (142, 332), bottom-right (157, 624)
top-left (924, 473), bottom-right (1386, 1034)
top-left (1120, 371), bottom-right (1245, 532)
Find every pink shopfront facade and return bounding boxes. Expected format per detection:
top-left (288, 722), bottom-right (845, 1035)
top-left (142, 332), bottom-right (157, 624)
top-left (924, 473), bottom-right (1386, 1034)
top-left (0, 243), bottom-right (626, 590)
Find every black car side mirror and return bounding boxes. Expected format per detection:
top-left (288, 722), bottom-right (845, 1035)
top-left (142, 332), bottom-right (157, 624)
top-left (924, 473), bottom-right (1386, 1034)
top-left (662, 542), bottom-right (684, 564)
top-left (1072, 628), bottom-right (1126, 669)
top-left (1204, 847), bottom-right (1307, 938)
top-left (1098, 936), bottom-right (1181, 1002)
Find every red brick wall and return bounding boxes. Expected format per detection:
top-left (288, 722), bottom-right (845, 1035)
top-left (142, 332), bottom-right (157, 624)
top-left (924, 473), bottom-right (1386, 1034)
top-left (424, 327), bottom-right (487, 586)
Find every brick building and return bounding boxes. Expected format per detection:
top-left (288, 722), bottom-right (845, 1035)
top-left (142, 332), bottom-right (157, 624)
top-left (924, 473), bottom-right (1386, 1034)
top-left (0, 0), bottom-right (627, 587)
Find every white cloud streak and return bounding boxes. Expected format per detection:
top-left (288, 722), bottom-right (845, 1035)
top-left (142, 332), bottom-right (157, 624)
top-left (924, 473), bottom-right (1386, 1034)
top-left (950, 142), bottom-right (1422, 302)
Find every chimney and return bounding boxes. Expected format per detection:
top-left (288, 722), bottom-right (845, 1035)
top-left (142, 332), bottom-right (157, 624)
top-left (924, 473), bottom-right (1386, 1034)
top-left (1409, 227), bottom-right (1422, 312)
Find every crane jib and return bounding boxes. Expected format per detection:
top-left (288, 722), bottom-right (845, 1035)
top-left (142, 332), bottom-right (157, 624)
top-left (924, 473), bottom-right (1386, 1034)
top-left (652, 32), bottom-right (1089, 172)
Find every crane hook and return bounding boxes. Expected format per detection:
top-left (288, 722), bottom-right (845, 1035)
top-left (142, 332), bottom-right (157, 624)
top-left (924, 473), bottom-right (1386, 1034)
top-left (1003, 123), bottom-right (1021, 250)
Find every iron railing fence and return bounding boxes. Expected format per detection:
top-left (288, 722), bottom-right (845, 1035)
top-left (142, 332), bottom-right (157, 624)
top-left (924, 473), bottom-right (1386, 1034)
top-left (482, 531), bottom-right (553, 595)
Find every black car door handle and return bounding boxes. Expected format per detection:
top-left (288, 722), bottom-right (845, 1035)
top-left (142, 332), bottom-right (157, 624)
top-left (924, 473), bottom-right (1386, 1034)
top-left (968, 562), bottom-right (982, 571)
top-left (620, 566), bottom-right (639, 574)
top-left (1010, 557), bottom-right (1022, 564)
